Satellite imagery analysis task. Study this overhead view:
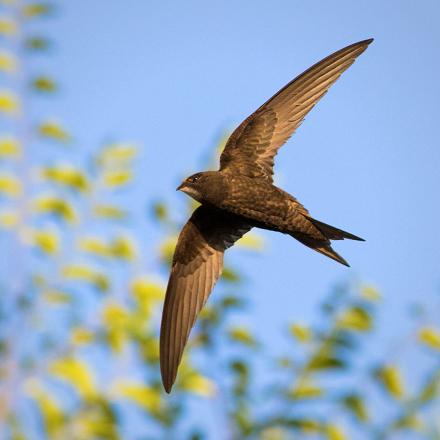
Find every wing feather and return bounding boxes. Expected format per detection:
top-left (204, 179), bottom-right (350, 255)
top-left (160, 206), bottom-right (251, 392)
top-left (219, 39), bottom-right (373, 181)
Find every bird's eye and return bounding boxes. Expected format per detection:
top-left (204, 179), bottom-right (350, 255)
top-left (188, 173), bottom-right (202, 183)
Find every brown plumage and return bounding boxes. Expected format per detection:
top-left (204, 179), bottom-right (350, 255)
top-left (160, 39), bottom-right (372, 392)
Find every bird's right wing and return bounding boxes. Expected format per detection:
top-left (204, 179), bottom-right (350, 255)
top-left (220, 39), bottom-right (373, 182)
top-left (160, 205), bottom-right (251, 393)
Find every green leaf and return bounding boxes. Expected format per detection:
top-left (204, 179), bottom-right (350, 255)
top-left (31, 75), bottom-right (57, 92)
top-left (342, 393), bottom-right (369, 422)
top-left (23, 2), bottom-right (54, 18)
top-left (152, 201), bottom-right (168, 221)
top-left (25, 36), bottom-right (51, 51)
top-left (307, 355), bottom-right (346, 371)
top-left (221, 266), bottom-right (240, 282)
top-left (289, 323), bottom-right (312, 343)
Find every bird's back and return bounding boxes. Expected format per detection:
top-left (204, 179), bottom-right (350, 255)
top-left (217, 174), bottom-right (308, 232)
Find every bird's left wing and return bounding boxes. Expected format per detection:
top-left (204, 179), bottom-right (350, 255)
top-left (220, 39), bottom-right (373, 182)
top-left (160, 205), bottom-right (251, 393)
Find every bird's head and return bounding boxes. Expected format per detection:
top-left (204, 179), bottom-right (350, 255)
top-left (177, 171), bottom-right (215, 203)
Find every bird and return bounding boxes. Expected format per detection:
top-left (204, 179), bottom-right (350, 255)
top-left (160, 38), bottom-right (373, 393)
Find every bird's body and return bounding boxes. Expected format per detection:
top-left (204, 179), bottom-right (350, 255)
top-left (160, 39), bottom-right (373, 392)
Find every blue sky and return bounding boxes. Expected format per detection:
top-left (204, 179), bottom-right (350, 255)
top-left (43, 0), bottom-right (439, 393)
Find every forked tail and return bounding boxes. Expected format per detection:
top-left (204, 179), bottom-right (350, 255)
top-left (290, 216), bottom-right (364, 267)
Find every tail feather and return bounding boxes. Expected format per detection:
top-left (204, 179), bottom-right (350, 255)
top-left (292, 233), bottom-right (350, 267)
top-left (289, 215), bottom-right (364, 266)
top-left (308, 217), bottom-right (365, 241)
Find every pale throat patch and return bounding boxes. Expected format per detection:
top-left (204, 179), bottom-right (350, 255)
top-left (181, 185), bottom-right (203, 202)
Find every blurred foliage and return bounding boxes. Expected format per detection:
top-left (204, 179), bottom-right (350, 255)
top-left (0, 2), bottom-right (439, 440)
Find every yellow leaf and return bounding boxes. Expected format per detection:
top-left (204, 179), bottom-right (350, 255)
top-left (290, 323), bottom-right (312, 343)
top-left (361, 285), bottom-right (381, 301)
top-left (38, 120), bottom-right (71, 142)
top-left (25, 380), bottom-right (65, 437)
top-left (326, 424), bottom-right (346, 440)
top-left (71, 327), bottom-right (94, 346)
top-left (0, 90), bottom-right (19, 114)
top-left (43, 289), bottom-right (71, 304)
top-left (418, 327), bottom-right (440, 352)
top-left (0, 17), bottom-right (16, 35)
top-left (337, 306), bottom-right (372, 331)
top-left (41, 164), bottom-right (89, 191)
top-left (62, 264), bottom-right (109, 292)
top-left (78, 235), bottom-right (136, 260)
top-left (0, 137), bottom-right (21, 157)
top-left (114, 381), bottom-right (161, 413)
top-left (30, 228), bottom-right (60, 254)
top-left (110, 235), bottom-right (136, 260)
top-left (34, 195), bottom-right (77, 222)
top-left (179, 369), bottom-right (216, 397)
top-left (376, 365), bottom-right (405, 399)
top-left (289, 379), bottom-right (323, 399)
top-left (102, 303), bottom-right (129, 353)
top-left (260, 427), bottom-right (289, 440)
top-left (78, 237), bottom-right (111, 258)
top-left (50, 357), bottom-right (96, 398)
top-left (103, 170), bottom-right (132, 187)
top-left (139, 337), bottom-right (159, 363)
top-left (131, 277), bottom-right (164, 313)
top-left (159, 235), bottom-right (178, 265)
top-left (236, 232), bottom-right (264, 250)
top-left (98, 143), bottom-right (137, 167)
top-left (297, 419), bottom-right (321, 433)
top-left (0, 50), bottom-right (17, 72)
top-left (395, 414), bottom-right (424, 431)
top-left (0, 210), bottom-right (18, 228)
top-left (0, 174), bottom-right (21, 196)
top-left (92, 204), bottom-right (127, 220)
top-left (228, 326), bottom-right (256, 347)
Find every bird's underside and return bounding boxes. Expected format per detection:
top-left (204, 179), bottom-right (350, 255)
top-left (160, 38), bottom-right (373, 392)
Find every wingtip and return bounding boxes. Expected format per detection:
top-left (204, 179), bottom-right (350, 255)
top-left (162, 375), bottom-right (174, 394)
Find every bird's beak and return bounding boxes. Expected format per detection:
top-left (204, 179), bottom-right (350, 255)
top-left (176, 182), bottom-right (185, 191)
